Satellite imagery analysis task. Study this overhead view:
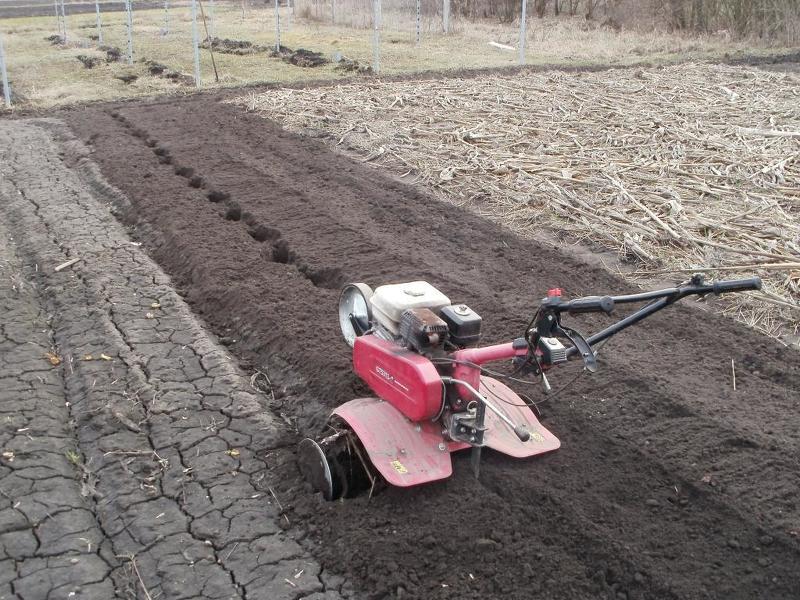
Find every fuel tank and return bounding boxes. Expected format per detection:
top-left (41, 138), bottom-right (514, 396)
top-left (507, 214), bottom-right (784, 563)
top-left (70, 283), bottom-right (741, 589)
top-left (352, 335), bottom-right (442, 421)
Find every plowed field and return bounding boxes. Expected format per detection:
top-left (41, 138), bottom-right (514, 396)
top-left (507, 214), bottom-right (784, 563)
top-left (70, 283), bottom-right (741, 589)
top-left (54, 95), bottom-right (800, 600)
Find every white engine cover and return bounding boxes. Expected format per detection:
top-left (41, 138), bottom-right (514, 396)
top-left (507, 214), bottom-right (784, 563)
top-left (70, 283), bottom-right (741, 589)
top-left (370, 281), bottom-right (451, 335)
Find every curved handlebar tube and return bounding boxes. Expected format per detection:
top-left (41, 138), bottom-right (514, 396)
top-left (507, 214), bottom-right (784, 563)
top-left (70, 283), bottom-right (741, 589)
top-left (561, 277), bottom-right (761, 360)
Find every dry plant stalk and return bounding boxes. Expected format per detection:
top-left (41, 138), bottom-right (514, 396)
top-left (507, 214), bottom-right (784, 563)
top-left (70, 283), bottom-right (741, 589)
top-left (236, 63), bottom-right (800, 344)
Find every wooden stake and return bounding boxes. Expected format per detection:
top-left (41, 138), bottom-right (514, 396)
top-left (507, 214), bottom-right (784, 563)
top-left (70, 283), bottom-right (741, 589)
top-left (198, 0), bottom-right (219, 83)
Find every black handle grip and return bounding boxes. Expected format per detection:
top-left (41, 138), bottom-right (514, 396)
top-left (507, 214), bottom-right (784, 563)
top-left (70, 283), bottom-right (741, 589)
top-left (566, 295), bottom-right (615, 315)
top-left (712, 278), bottom-right (762, 294)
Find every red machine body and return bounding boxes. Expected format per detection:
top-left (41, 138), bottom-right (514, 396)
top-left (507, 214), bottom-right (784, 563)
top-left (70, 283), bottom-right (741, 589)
top-left (301, 276), bottom-right (761, 499)
top-left (353, 334), bottom-right (442, 421)
top-left (339, 333), bottom-right (559, 488)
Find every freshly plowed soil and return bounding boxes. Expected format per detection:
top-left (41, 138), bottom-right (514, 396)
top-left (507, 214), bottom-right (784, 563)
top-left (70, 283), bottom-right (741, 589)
top-left (65, 97), bottom-right (800, 600)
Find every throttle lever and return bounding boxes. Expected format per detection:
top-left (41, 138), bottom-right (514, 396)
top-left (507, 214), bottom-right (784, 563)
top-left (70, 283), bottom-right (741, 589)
top-left (557, 325), bottom-right (597, 373)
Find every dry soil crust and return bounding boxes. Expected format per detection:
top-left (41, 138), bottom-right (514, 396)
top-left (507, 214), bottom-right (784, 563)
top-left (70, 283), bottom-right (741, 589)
top-left (61, 97), bottom-right (800, 600)
top-left (0, 119), bottom-right (337, 600)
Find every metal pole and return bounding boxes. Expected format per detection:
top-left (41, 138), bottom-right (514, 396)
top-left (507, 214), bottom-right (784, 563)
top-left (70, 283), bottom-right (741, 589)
top-left (163, 0), bottom-right (169, 34)
top-left (518, 0), bottom-right (527, 65)
top-left (415, 0), bottom-right (420, 45)
top-left (0, 33), bottom-right (11, 109)
top-left (274, 0), bottom-right (280, 52)
top-left (60, 0), bottom-right (67, 43)
top-left (95, 0), bottom-right (103, 44)
top-left (191, 0), bottom-right (201, 87)
top-left (372, 0), bottom-right (380, 73)
top-left (54, 0), bottom-right (61, 35)
top-left (209, 0), bottom-right (215, 38)
top-left (443, 0), bottom-right (449, 34)
top-left (125, 0), bottom-right (133, 64)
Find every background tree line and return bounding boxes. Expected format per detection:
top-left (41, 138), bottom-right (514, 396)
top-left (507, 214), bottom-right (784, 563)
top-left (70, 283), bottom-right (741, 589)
top-left (453, 0), bottom-right (800, 43)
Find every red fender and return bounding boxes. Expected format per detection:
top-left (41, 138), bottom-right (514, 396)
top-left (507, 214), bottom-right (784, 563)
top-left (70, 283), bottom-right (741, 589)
top-left (479, 377), bottom-right (560, 458)
top-left (333, 377), bottom-right (559, 488)
top-left (333, 398), bottom-right (463, 487)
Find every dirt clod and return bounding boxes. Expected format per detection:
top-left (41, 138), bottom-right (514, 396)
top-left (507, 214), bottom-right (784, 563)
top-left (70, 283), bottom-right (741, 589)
top-left (272, 45), bottom-right (329, 67)
top-left (143, 60), bottom-right (193, 85)
top-left (334, 55), bottom-right (372, 74)
top-left (99, 45), bottom-right (122, 62)
top-left (76, 55), bottom-right (100, 69)
top-left (201, 36), bottom-right (269, 55)
top-left (115, 74), bottom-right (138, 85)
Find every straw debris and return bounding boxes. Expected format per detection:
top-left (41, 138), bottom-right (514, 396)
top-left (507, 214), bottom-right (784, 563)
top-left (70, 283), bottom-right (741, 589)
top-left (237, 63), bottom-right (800, 344)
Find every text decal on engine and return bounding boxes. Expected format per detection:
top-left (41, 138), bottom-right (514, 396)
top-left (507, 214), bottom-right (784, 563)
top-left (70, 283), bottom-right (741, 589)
top-left (376, 366), bottom-right (409, 392)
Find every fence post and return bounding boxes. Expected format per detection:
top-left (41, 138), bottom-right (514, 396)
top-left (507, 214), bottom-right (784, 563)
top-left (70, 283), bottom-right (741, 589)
top-left (60, 0), bottom-right (67, 43)
top-left (372, 0), bottom-right (381, 73)
top-left (274, 0), bottom-right (281, 51)
top-left (95, 0), bottom-right (103, 44)
top-left (0, 32), bottom-right (11, 109)
top-left (54, 0), bottom-right (61, 35)
top-left (415, 0), bottom-right (420, 45)
top-left (163, 0), bottom-right (169, 34)
top-left (125, 0), bottom-right (133, 64)
top-left (518, 0), bottom-right (527, 65)
top-left (287, 0), bottom-right (292, 31)
top-left (443, 0), bottom-right (449, 33)
top-left (191, 0), bottom-right (201, 87)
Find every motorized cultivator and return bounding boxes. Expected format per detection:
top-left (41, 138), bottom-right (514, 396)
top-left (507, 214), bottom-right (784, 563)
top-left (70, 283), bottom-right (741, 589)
top-left (298, 275), bottom-right (761, 500)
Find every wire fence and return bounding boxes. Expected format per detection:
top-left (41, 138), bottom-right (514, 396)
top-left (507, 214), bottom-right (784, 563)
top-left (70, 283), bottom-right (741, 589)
top-left (0, 0), bottom-right (792, 109)
top-left (0, 0), bottom-right (534, 107)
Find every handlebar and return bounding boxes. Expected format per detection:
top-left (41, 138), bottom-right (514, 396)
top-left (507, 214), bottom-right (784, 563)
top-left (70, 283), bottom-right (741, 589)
top-left (562, 295), bottom-right (615, 315)
top-left (554, 277), bottom-right (761, 315)
top-left (532, 276), bottom-right (762, 366)
top-left (540, 277), bottom-right (761, 315)
top-left (710, 277), bottom-right (762, 294)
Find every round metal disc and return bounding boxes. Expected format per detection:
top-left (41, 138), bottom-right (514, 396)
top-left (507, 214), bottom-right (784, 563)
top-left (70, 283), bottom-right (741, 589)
top-left (338, 283), bottom-right (373, 348)
top-left (297, 438), bottom-right (334, 501)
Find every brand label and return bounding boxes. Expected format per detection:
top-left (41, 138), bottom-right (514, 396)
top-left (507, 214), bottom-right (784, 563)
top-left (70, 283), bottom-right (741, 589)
top-left (376, 366), bottom-right (394, 383)
top-left (375, 365), bottom-right (409, 392)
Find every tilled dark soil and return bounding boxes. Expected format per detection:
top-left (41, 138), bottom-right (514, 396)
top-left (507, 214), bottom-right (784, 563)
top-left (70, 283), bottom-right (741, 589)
top-left (65, 97), bottom-right (800, 600)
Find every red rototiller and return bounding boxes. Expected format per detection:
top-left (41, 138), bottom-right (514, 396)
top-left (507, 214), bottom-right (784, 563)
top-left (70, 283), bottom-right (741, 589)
top-left (299, 275), bottom-right (760, 500)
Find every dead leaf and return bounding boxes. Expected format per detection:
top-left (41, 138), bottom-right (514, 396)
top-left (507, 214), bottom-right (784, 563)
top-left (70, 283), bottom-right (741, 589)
top-left (700, 473), bottom-right (713, 484)
top-left (226, 449), bottom-right (240, 457)
top-left (99, 354), bottom-right (112, 361)
top-left (82, 354), bottom-right (93, 361)
top-left (145, 312), bottom-right (155, 319)
top-left (150, 302), bottom-right (161, 309)
top-left (1, 451), bottom-right (15, 462)
top-left (45, 352), bottom-right (61, 366)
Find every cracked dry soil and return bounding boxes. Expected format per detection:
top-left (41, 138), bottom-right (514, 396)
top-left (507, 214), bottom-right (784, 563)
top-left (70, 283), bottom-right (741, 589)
top-left (0, 90), bottom-right (798, 600)
top-left (0, 119), bottom-right (337, 600)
